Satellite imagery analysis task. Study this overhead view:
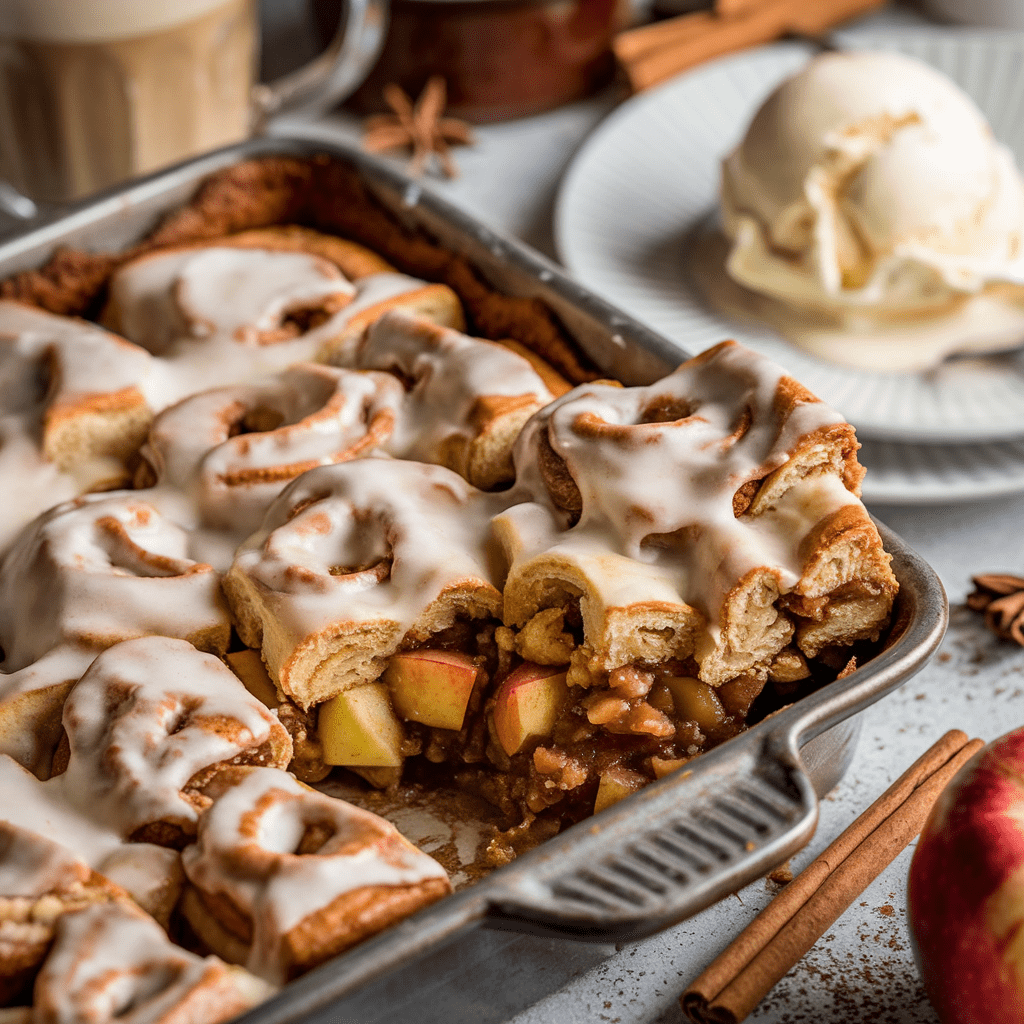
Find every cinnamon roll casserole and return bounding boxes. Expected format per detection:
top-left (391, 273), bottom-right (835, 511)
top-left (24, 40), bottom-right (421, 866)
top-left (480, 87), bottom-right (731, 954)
top-left (0, 158), bottom-right (896, 1021)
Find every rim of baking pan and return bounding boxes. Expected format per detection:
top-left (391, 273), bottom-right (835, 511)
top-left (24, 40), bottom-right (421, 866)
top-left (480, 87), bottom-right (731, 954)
top-left (0, 136), bottom-right (949, 1021)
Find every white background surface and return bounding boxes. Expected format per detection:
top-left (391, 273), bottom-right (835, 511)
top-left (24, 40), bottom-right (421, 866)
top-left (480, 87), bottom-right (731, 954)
top-left (264, 5), bottom-right (1024, 1021)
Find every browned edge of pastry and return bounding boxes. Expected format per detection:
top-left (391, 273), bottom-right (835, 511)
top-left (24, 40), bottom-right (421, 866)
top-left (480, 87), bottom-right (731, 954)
top-left (0, 155), bottom-right (600, 386)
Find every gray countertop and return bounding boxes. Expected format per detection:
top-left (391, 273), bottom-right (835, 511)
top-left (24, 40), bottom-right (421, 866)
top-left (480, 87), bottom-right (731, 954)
top-left (268, 10), bottom-right (1024, 1018)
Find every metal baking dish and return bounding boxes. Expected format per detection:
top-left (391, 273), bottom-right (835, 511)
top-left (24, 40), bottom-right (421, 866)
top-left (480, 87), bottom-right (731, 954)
top-left (0, 137), bottom-right (948, 1023)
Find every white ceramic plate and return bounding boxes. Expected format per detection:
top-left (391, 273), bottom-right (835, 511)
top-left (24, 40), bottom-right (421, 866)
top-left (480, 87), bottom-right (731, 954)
top-left (555, 30), bottom-right (1024, 444)
top-left (859, 435), bottom-right (1024, 504)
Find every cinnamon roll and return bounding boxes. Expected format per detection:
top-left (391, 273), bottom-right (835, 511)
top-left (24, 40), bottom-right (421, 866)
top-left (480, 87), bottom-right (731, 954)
top-left (0, 301), bottom-right (163, 552)
top-left (139, 363), bottom-right (405, 539)
top-left (56, 637), bottom-right (292, 848)
top-left (31, 902), bottom-right (271, 1024)
top-left (499, 340), bottom-right (890, 682)
top-left (223, 459), bottom-right (504, 710)
top-left (0, 756), bottom-right (185, 931)
top-left (103, 244), bottom-right (464, 393)
top-left (180, 766), bottom-right (450, 983)
top-left (0, 823), bottom-right (127, 1004)
top-left (356, 310), bottom-right (555, 489)
top-left (0, 495), bottom-right (231, 672)
top-left (0, 300), bottom-right (157, 480)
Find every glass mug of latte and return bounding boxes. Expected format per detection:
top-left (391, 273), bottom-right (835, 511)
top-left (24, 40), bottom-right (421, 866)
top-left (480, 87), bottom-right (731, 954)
top-left (0, 0), bottom-right (386, 208)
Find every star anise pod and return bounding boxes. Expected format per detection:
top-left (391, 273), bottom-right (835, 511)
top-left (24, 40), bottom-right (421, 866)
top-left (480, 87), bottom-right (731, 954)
top-left (967, 573), bottom-right (1024, 646)
top-left (361, 76), bottom-right (474, 179)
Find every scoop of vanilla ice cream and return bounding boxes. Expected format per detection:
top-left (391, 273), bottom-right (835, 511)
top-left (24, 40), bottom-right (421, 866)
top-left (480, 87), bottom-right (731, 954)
top-left (721, 51), bottom-right (1024, 313)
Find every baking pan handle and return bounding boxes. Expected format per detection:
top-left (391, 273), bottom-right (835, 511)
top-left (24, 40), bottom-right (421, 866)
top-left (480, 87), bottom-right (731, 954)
top-left (482, 730), bottom-right (818, 943)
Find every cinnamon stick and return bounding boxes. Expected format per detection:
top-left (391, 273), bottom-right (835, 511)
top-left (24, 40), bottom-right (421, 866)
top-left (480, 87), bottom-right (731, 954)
top-left (682, 730), bottom-right (984, 1024)
top-left (614, 0), bottom-right (884, 93)
top-left (714, 0), bottom-right (764, 18)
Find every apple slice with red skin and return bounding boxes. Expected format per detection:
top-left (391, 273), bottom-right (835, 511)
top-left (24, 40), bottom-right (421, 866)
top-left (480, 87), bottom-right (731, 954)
top-left (492, 662), bottom-right (570, 757)
top-left (909, 729), bottom-right (1024, 1023)
top-left (383, 649), bottom-right (480, 731)
top-left (318, 682), bottom-right (405, 767)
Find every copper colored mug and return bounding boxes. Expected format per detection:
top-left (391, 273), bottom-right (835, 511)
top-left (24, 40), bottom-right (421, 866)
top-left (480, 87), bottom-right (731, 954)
top-left (314, 0), bottom-right (629, 123)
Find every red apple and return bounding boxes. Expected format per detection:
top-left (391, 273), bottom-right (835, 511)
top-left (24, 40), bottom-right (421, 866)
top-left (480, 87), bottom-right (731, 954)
top-left (909, 729), bottom-right (1024, 1023)
top-left (383, 649), bottom-right (479, 731)
top-left (492, 662), bottom-right (570, 757)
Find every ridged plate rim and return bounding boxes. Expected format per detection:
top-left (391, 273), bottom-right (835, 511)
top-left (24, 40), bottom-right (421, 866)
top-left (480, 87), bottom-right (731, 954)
top-left (554, 29), bottom-right (1024, 446)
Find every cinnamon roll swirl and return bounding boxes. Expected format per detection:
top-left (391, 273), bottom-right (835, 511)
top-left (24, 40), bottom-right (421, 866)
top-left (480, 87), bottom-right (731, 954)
top-left (223, 459), bottom-right (504, 710)
top-left (139, 364), bottom-right (404, 539)
top-left (0, 495), bottom-right (231, 672)
top-left (56, 637), bottom-right (292, 848)
top-left (356, 310), bottom-right (555, 489)
top-left (32, 902), bottom-right (271, 1024)
top-left (180, 766), bottom-right (449, 983)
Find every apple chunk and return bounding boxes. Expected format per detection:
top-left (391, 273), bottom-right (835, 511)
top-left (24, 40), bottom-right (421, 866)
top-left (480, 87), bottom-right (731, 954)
top-left (318, 682), bottom-right (405, 767)
top-left (383, 649), bottom-right (480, 730)
top-left (594, 768), bottom-right (646, 814)
top-left (663, 675), bottom-right (725, 732)
top-left (225, 649), bottom-right (280, 709)
top-left (492, 662), bottom-right (570, 757)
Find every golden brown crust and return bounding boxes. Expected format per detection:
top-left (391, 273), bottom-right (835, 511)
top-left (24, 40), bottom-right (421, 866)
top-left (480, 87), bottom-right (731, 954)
top-left (0, 156), bottom-right (597, 386)
top-left (217, 226), bottom-right (395, 279)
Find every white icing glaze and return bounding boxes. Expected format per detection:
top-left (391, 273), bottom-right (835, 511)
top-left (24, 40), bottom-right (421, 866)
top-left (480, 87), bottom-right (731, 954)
top-left (181, 767), bottom-right (448, 983)
top-left (355, 309), bottom-right (553, 462)
top-left (0, 300), bottom-right (156, 415)
top-left (229, 459), bottom-right (506, 667)
top-left (107, 248), bottom-right (441, 408)
top-left (501, 343), bottom-right (851, 644)
top-left (142, 363), bottom-right (405, 541)
top-left (60, 637), bottom-right (290, 839)
top-left (513, 341), bottom-right (841, 553)
top-left (0, 493), bottom-right (229, 671)
top-left (0, 301), bottom-right (158, 551)
top-left (33, 902), bottom-right (249, 1024)
top-left (0, 421), bottom-right (78, 553)
top-left (0, 754), bottom-right (179, 909)
top-left (0, 819), bottom-right (87, 899)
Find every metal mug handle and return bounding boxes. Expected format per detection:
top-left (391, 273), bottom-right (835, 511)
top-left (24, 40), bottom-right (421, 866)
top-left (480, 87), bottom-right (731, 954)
top-left (251, 0), bottom-right (389, 127)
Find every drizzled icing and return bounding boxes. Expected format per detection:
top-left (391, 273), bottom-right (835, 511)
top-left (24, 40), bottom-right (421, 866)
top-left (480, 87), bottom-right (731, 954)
top-left (356, 309), bottom-right (553, 467)
top-left (60, 637), bottom-right (291, 840)
top-left (107, 247), bottom-right (354, 356)
top-left (513, 341), bottom-right (843, 553)
top-left (225, 459), bottom-right (507, 697)
top-left (106, 247), bottom-right (450, 406)
top-left (141, 364), bottom-right (405, 544)
top-left (0, 493), bottom-right (230, 671)
top-left (33, 902), bottom-right (259, 1024)
top-left (499, 342), bottom-right (856, 647)
top-left (0, 818), bottom-right (88, 899)
top-left (0, 754), bottom-right (179, 909)
top-left (181, 767), bottom-right (448, 983)
top-left (0, 301), bottom-right (158, 552)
